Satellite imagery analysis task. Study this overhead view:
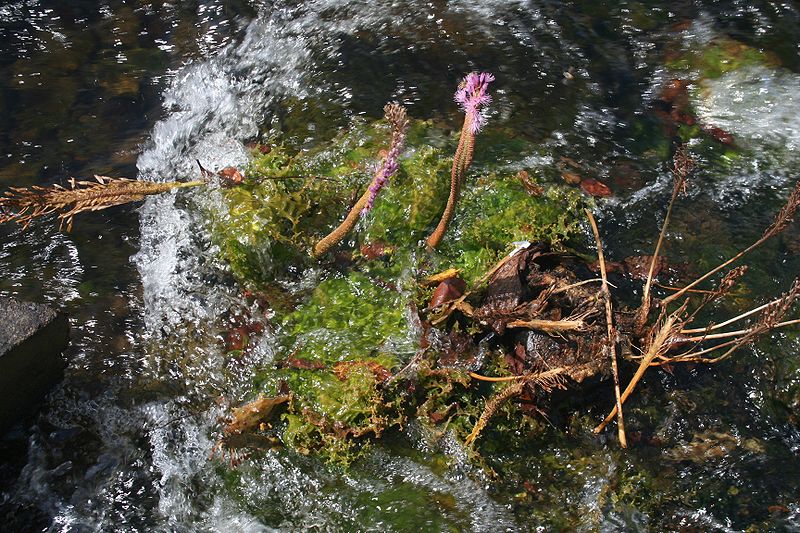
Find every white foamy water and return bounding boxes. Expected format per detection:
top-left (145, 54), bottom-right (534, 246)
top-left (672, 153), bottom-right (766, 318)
top-left (695, 65), bottom-right (800, 152)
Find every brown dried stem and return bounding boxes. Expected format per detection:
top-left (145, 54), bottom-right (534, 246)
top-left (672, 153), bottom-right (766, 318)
top-left (636, 145), bottom-right (693, 331)
top-left (506, 317), bottom-right (587, 333)
top-left (594, 304), bottom-right (686, 434)
top-left (670, 278), bottom-right (799, 364)
top-left (585, 209), bottom-right (626, 447)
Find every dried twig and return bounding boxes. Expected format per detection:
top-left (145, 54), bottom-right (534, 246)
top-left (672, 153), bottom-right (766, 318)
top-left (585, 209), bottom-right (626, 447)
top-left (595, 304), bottom-right (686, 434)
top-left (672, 278), bottom-right (800, 364)
top-left (506, 317), bottom-right (587, 333)
top-left (636, 145), bottom-right (693, 332)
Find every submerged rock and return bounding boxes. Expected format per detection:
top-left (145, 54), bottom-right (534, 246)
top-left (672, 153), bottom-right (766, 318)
top-left (0, 297), bottom-right (69, 434)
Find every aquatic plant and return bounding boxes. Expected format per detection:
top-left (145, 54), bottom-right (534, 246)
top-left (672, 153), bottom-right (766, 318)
top-left (426, 72), bottom-right (494, 249)
top-left (1, 72), bottom-right (798, 472)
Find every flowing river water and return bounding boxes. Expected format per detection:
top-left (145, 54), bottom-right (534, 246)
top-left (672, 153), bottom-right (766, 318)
top-left (1, 1), bottom-right (800, 531)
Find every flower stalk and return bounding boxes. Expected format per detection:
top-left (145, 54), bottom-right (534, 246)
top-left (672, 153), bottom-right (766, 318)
top-left (426, 72), bottom-right (494, 250)
top-left (312, 103), bottom-right (409, 258)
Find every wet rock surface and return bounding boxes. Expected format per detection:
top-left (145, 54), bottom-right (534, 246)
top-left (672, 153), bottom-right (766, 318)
top-left (0, 297), bottom-right (69, 434)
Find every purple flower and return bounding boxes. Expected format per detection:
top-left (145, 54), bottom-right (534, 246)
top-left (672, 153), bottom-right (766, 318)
top-left (361, 139), bottom-right (403, 215)
top-left (454, 72), bottom-right (495, 133)
top-left (360, 103), bottom-right (409, 216)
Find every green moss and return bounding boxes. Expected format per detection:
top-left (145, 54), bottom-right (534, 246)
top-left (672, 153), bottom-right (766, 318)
top-left (361, 144), bottom-right (452, 247)
top-left (440, 172), bottom-right (588, 282)
top-left (281, 271), bottom-right (415, 365)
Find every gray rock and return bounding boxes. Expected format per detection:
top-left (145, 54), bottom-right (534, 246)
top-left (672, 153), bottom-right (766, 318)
top-left (0, 297), bottom-right (69, 434)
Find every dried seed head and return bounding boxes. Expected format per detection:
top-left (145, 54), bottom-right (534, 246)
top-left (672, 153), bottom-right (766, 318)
top-left (0, 176), bottom-right (198, 231)
top-left (671, 144), bottom-right (694, 194)
top-left (763, 180), bottom-right (800, 239)
top-left (383, 103), bottom-right (409, 137)
top-left (758, 277), bottom-right (800, 331)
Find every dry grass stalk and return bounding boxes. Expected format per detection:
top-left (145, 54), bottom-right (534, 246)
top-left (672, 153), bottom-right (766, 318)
top-left (585, 209), bottom-right (626, 447)
top-left (594, 304), bottom-right (686, 434)
top-left (506, 317), bottom-right (587, 333)
top-left (670, 278), bottom-right (800, 364)
top-left (0, 175), bottom-right (205, 231)
top-left (635, 145), bottom-right (693, 332)
top-left (683, 265), bottom-right (749, 325)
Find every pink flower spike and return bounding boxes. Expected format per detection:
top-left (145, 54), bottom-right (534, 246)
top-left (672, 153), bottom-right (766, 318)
top-left (454, 72), bottom-right (495, 133)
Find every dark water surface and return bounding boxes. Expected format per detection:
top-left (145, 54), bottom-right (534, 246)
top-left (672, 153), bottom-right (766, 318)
top-left (1, 1), bottom-right (800, 531)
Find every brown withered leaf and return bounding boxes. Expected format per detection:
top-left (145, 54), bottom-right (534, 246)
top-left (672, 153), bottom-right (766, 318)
top-left (580, 178), bottom-right (612, 198)
top-left (588, 260), bottom-right (626, 275)
top-left (559, 156), bottom-right (582, 169)
top-left (225, 394), bottom-right (291, 435)
top-left (279, 357), bottom-right (327, 371)
top-left (624, 255), bottom-right (667, 280)
top-left (360, 241), bottom-right (390, 260)
top-left (225, 327), bottom-right (249, 352)
top-left (517, 170), bottom-right (544, 196)
top-left (768, 505), bottom-right (790, 514)
top-left (438, 329), bottom-right (479, 368)
top-left (504, 342), bottom-right (527, 376)
top-left (562, 171), bottom-right (582, 185)
top-left (700, 124), bottom-right (734, 145)
top-left (430, 277), bottom-right (467, 308)
top-left (218, 166), bottom-right (245, 185)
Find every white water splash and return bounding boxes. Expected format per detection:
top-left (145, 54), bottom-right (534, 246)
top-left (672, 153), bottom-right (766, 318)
top-left (695, 65), bottom-right (800, 153)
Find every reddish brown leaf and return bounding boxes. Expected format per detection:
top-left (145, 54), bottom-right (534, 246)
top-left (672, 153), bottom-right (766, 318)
top-left (623, 255), bottom-right (667, 280)
top-left (768, 505), bottom-right (790, 514)
top-left (430, 277), bottom-right (467, 308)
top-left (281, 357), bottom-right (326, 370)
top-left (332, 360), bottom-right (393, 383)
top-left (429, 411), bottom-right (448, 424)
top-left (218, 166), bottom-right (245, 184)
top-left (225, 327), bottom-right (249, 351)
top-left (588, 260), bottom-right (625, 275)
top-left (561, 171), bottom-right (582, 185)
top-left (503, 342), bottom-right (527, 376)
top-left (438, 329), bottom-right (478, 367)
top-left (517, 170), bottom-right (544, 196)
top-left (701, 125), bottom-right (734, 145)
top-left (659, 79), bottom-right (691, 106)
top-left (559, 156), bottom-right (582, 169)
top-left (360, 241), bottom-right (389, 260)
top-left (580, 178), bottom-right (612, 197)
